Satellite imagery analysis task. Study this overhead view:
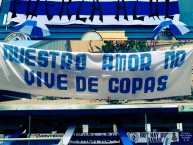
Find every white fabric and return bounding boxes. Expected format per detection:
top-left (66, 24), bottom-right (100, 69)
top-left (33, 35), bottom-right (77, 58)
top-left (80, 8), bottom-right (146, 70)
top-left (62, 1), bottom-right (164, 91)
top-left (8, 14), bottom-right (180, 26)
top-left (29, 132), bottom-right (179, 144)
top-left (7, 0), bottom-right (180, 25)
top-left (63, 125), bottom-right (76, 145)
top-left (0, 42), bottom-right (193, 100)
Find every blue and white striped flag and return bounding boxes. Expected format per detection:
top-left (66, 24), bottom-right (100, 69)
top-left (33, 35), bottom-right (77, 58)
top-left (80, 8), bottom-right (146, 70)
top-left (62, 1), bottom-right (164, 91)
top-left (8, 0), bottom-right (180, 25)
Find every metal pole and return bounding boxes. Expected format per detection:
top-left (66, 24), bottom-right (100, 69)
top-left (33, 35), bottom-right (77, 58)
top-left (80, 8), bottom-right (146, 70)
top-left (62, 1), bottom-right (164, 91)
top-left (67, 40), bottom-right (71, 52)
top-left (28, 116), bottom-right (31, 145)
top-left (145, 114), bottom-right (149, 145)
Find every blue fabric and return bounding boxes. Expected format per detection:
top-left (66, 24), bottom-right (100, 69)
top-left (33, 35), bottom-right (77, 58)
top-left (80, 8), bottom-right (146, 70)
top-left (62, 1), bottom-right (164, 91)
top-left (170, 25), bottom-right (187, 35)
top-left (153, 20), bottom-right (189, 36)
top-left (14, 24), bottom-right (24, 30)
top-left (23, 21), bottom-right (37, 26)
top-left (31, 27), bottom-right (43, 37)
top-left (0, 128), bottom-right (25, 145)
top-left (118, 127), bottom-right (133, 145)
top-left (14, 20), bottom-right (49, 37)
top-left (153, 20), bottom-right (172, 34)
top-left (9, 0), bottom-right (179, 16)
top-left (15, 20), bottom-right (40, 29)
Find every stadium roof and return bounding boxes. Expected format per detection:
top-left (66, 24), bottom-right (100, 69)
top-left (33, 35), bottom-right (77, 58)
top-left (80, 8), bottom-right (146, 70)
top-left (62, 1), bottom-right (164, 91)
top-left (0, 101), bottom-right (183, 116)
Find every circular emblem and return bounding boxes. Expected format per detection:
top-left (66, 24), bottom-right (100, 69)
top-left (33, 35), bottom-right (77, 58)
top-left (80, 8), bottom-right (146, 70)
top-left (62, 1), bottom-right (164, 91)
top-left (128, 132), bottom-right (139, 142)
top-left (81, 31), bottom-right (103, 40)
top-left (4, 32), bottom-right (31, 42)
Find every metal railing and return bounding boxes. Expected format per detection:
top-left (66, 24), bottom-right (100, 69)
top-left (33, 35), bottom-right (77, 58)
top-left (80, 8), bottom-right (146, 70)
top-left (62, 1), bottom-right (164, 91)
top-left (0, 138), bottom-right (61, 145)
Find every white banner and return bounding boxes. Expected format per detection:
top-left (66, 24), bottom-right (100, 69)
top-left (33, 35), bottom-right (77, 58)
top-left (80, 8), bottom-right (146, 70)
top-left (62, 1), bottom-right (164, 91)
top-left (29, 132), bottom-right (179, 143)
top-left (8, 0), bottom-right (180, 25)
top-left (134, 132), bottom-right (179, 143)
top-left (0, 42), bottom-right (193, 100)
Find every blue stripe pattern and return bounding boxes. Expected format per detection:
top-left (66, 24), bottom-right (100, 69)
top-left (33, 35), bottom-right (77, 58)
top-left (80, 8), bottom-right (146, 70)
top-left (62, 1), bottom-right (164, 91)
top-left (16, 21), bottom-right (44, 36)
top-left (118, 127), bottom-right (133, 145)
top-left (153, 19), bottom-right (190, 36)
top-left (9, 0), bottom-right (179, 16)
top-left (1, 128), bottom-right (25, 145)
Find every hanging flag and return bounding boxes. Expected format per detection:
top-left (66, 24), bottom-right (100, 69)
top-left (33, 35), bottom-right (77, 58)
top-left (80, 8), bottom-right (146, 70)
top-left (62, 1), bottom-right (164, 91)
top-left (8, 0), bottom-right (180, 25)
top-left (14, 20), bottom-right (50, 37)
top-left (0, 42), bottom-right (193, 100)
top-left (153, 19), bottom-right (190, 37)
